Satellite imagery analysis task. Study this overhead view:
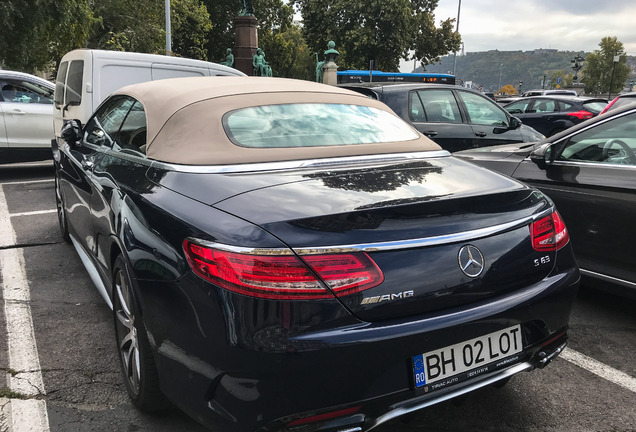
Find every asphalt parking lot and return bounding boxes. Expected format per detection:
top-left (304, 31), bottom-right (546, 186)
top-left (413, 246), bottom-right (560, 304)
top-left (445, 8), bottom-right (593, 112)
top-left (0, 162), bottom-right (634, 432)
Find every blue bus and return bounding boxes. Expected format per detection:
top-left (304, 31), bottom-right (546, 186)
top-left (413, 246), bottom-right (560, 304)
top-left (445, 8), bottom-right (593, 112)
top-left (337, 70), bottom-right (456, 85)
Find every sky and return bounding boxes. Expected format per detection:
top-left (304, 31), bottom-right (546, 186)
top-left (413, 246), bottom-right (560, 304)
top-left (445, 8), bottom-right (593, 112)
top-left (400, 0), bottom-right (636, 71)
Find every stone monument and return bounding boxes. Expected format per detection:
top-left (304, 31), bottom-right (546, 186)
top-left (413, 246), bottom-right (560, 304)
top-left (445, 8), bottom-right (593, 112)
top-left (322, 41), bottom-right (340, 85)
top-left (233, 0), bottom-right (258, 75)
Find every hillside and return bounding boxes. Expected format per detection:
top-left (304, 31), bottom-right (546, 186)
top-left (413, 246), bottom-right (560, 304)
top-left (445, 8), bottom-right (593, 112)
top-left (416, 49), bottom-right (636, 93)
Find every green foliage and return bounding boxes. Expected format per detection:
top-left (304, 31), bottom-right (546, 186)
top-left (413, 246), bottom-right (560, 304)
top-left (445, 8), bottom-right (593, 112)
top-left (254, 0), bottom-right (311, 78)
top-left (202, 0), bottom-right (240, 64)
top-left (260, 26), bottom-right (314, 80)
top-left (88, 0), bottom-right (164, 53)
top-left (295, 0), bottom-right (460, 71)
top-left (171, 0), bottom-right (213, 60)
top-left (0, 0), bottom-right (94, 73)
top-left (582, 37), bottom-right (631, 95)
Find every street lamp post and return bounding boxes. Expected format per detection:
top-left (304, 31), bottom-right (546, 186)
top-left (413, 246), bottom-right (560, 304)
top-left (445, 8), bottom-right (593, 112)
top-left (608, 51), bottom-right (621, 99)
top-left (498, 63), bottom-right (503, 91)
top-left (452, 0), bottom-right (461, 76)
top-left (165, 0), bottom-right (171, 55)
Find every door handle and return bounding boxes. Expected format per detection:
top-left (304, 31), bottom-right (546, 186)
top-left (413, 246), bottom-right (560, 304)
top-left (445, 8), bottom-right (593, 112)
top-left (423, 131), bottom-right (439, 137)
top-left (475, 132), bottom-right (487, 137)
top-left (8, 109), bottom-right (26, 115)
top-left (81, 158), bottom-right (94, 170)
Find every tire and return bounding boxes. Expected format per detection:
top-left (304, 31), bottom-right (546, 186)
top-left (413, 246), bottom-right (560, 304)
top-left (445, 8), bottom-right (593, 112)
top-left (54, 175), bottom-right (71, 244)
top-left (112, 256), bottom-right (168, 411)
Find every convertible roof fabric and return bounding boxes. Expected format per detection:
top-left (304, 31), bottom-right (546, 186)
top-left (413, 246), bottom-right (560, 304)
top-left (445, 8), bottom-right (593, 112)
top-left (114, 77), bottom-right (440, 165)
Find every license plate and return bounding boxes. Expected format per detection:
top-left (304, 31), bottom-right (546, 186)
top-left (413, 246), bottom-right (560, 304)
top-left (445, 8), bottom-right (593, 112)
top-left (413, 324), bottom-right (522, 389)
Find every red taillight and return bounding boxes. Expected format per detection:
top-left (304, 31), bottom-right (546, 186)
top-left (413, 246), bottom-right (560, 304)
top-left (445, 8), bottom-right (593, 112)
top-left (182, 240), bottom-right (383, 299)
top-left (530, 211), bottom-right (569, 251)
top-left (287, 406), bottom-right (361, 427)
top-left (567, 110), bottom-right (593, 120)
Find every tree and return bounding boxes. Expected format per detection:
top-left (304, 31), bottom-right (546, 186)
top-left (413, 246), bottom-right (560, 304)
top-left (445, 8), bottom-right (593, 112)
top-left (0, 0), bottom-right (94, 73)
top-left (254, 0), bottom-right (298, 78)
top-left (171, 0), bottom-right (213, 60)
top-left (88, 0), bottom-right (164, 52)
top-left (294, 0), bottom-right (461, 72)
top-left (497, 84), bottom-right (517, 95)
top-left (582, 37), bottom-right (631, 96)
top-left (202, 0), bottom-right (239, 64)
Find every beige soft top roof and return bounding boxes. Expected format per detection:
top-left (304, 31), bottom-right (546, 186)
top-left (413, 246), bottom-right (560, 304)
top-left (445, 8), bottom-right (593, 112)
top-left (113, 77), bottom-right (440, 165)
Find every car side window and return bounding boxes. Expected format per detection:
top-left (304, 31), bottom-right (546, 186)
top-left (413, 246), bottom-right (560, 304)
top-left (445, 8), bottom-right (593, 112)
top-left (458, 91), bottom-right (508, 126)
top-left (412, 89), bottom-right (462, 123)
top-left (531, 98), bottom-right (557, 113)
top-left (84, 96), bottom-right (135, 147)
top-left (0, 79), bottom-right (53, 104)
top-left (114, 101), bottom-right (147, 154)
top-left (505, 100), bottom-right (531, 114)
top-left (557, 111), bottom-right (636, 166)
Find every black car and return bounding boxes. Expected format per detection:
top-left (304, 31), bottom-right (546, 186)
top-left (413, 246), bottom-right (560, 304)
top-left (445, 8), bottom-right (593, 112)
top-left (53, 77), bottom-right (579, 432)
top-left (456, 104), bottom-right (636, 297)
top-left (503, 96), bottom-right (607, 137)
top-left (341, 83), bottom-right (544, 152)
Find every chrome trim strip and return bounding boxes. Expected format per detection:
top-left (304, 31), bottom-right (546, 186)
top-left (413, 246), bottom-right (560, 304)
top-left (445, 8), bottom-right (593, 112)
top-left (544, 160), bottom-right (636, 170)
top-left (184, 238), bottom-right (295, 256)
top-left (367, 362), bottom-right (533, 431)
top-left (580, 269), bottom-right (636, 289)
top-left (149, 150), bottom-right (450, 174)
top-left (187, 210), bottom-right (551, 256)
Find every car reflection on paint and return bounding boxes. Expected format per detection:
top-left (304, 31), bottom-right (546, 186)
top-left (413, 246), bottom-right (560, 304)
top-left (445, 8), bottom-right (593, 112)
top-left (53, 77), bottom-right (579, 432)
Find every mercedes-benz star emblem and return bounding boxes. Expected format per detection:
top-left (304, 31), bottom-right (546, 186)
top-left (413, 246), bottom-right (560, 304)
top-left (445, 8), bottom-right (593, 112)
top-left (458, 245), bottom-right (485, 278)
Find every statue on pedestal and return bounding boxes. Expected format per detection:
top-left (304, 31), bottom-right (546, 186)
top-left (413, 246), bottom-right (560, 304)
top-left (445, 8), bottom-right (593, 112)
top-left (252, 48), bottom-right (272, 77)
top-left (221, 48), bottom-right (234, 67)
top-left (239, 0), bottom-right (254, 16)
top-left (315, 53), bottom-right (325, 83)
top-left (324, 40), bottom-right (339, 63)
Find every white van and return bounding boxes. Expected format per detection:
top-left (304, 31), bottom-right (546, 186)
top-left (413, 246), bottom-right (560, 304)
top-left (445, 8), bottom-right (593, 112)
top-left (53, 49), bottom-right (245, 134)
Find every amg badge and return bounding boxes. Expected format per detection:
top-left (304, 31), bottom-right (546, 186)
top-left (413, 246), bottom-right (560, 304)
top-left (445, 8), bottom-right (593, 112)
top-left (361, 290), bottom-right (414, 305)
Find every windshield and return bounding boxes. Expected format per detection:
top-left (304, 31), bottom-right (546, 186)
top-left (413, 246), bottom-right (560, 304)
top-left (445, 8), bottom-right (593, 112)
top-left (224, 103), bottom-right (419, 148)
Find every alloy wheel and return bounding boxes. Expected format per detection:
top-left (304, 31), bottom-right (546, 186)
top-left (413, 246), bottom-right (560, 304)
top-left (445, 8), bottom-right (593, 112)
top-left (114, 267), bottom-right (141, 395)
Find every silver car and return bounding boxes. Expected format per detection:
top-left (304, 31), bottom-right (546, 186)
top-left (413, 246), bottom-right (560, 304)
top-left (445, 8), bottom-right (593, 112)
top-left (0, 70), bottom-right (55, 163)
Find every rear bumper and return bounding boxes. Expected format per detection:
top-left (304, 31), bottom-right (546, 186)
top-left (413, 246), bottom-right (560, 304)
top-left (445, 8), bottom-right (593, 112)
top-left (148, 267), bottom-right (579, 432)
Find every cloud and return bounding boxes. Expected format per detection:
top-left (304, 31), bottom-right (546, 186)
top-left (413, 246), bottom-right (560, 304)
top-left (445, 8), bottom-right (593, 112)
top-left (433, 0), bottom-right (636, 55)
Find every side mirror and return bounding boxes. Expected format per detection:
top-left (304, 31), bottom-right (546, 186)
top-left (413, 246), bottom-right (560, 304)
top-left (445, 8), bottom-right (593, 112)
top-left (60, 119), bottom-right (82, 145)
top-left (530, 143), bottom-right (553, 169)
top-left (509, 116), bottom-right (522, 130)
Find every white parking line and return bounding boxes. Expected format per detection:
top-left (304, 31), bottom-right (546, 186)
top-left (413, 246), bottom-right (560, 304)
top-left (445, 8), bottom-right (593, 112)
top-left (561, 348), bottom-right (636, 393)
top-left (0, 185), bottom-right (50, 432)
top-left (0, 179), bottom-right (53, 186)
top-left (10, 209), bottom-right (57, 218)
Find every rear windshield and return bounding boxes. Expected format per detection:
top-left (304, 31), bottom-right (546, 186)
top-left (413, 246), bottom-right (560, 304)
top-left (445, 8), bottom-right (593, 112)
top-left (224, 103), bottom-right (418, 148)
top-left (582, 101), bottom-right (608, 114)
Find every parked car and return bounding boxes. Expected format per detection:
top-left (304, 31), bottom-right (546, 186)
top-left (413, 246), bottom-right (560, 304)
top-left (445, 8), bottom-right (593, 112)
top-left (521, 89), bottom-right (578, 97)
top-left (340, 83), bottom-right (544, 152)
top-left (600, 92), bottom-right (636, 114)
top-left (456, 104), bottom-right (636, 298)
top-left (503, 96), bottom-right (607, 137)
top-left (53, 77), bottom-right (579, 432)
top-left (53, 49), bottom-right (246, 138)
top-left (0, 70), bottom-right (55, 163)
